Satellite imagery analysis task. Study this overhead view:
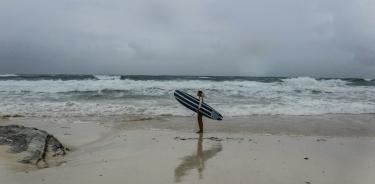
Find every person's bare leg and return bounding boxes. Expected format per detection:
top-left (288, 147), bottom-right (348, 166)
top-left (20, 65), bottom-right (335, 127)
top-left (196, 113), bottom-right (203, 133)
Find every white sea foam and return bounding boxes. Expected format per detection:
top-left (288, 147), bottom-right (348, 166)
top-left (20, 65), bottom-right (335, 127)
top-left (94, 75), bottom-right (121, 80)
top-left (0, 77), bottom-right (375, 117)
top-left (0, 74), bottom-right (18, 77)
top-left (282, 77), bottom-right (348, 88)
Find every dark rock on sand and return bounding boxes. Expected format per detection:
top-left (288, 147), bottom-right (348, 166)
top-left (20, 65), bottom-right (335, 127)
top-left (0, 125), bottom-right (67, 167)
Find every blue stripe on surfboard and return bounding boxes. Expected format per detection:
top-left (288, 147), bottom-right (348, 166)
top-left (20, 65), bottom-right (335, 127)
top-left (174, 92), bottom-right (211, 116)
top-left (174, 90), bottom-right (223, 120)
top-left (175, 90), bottom-right (212, 111)
top-left (176, 99), bottom-right (211, 119)
top-left (175, 97), bottom-right (211, 117)
top-left (175, 98), bottom-right (197, 113)
top-left (177, 90), bottom-right (214, 111)
top-left (174, 91), bottom-right (212, 115)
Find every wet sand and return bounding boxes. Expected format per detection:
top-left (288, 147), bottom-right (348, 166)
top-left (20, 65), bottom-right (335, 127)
top-left (1, 115), bottom-right (375, 184)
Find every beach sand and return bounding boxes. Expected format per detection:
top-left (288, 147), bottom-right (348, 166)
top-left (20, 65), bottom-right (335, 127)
top-left (1, 115), bottom-right (375, 184)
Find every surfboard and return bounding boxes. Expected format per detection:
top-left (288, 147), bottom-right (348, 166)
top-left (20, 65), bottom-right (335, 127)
top-left (174, 90), bottom-right (223, 121)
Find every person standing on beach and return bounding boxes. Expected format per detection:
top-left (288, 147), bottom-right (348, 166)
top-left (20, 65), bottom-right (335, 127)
top-left (196, 90), bottom-right (205, 133)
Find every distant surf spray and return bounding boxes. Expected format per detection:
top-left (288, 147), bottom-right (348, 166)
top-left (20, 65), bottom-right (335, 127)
top-left (0, 75), bottom-right (375, 117)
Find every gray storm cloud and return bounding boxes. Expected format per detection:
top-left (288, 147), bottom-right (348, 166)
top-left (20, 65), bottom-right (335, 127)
top-left (0, 0), bottom-right (374, 77)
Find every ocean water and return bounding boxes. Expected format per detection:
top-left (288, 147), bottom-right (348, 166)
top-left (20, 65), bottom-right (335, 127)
top-left (0, 74), bottom-right (375, 118)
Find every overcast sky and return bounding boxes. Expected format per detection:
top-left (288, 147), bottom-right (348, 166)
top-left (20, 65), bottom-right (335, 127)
top-left (0, 0), bottom-right (375, 77)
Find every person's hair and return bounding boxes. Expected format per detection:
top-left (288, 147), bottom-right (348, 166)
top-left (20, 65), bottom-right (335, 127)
top-left (197, 90), bottom-right (204, 97)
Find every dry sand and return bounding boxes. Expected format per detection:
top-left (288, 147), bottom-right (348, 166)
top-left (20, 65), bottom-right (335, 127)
top-left (1, 115), bottom-right (375, 184)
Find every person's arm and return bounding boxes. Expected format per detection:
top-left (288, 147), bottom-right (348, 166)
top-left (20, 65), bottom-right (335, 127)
top-left (198, 97), bottom-right (203, 111)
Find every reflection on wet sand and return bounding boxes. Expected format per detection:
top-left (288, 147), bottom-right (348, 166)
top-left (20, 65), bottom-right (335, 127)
top-left (174, 134), bottom-right (222, 183)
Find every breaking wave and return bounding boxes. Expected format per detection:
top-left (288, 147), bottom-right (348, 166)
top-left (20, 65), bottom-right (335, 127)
top-left (0, 75), bottom-right (375, 117)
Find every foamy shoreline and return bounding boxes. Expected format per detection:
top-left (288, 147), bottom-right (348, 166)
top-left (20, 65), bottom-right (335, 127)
top-left (1, 115), bottom-right (375, 184)
top-left (1, 76), bottom-right (375, 117)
